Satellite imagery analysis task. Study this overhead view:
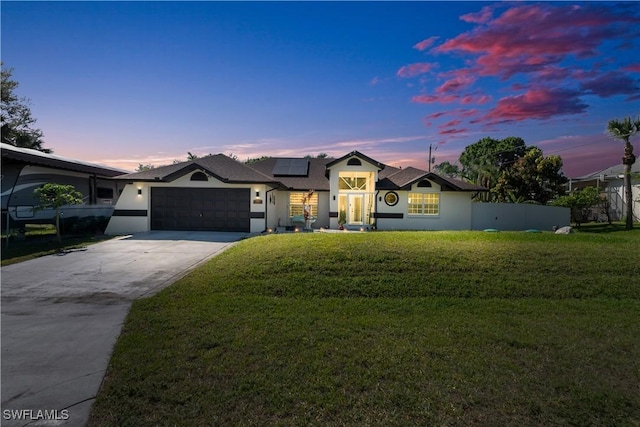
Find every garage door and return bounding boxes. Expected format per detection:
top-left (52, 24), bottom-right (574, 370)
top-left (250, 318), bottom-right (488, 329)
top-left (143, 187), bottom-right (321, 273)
top-left (151, 188), bottom-right (250, 232)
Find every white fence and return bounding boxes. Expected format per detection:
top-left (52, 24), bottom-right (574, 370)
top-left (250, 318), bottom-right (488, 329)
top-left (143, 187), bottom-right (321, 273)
top-left (471, 203), bottom-right (570, 231)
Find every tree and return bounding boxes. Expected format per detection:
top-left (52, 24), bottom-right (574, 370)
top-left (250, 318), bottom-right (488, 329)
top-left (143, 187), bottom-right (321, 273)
top-left (1, 63), bottom-right (49, 152)
top-left (433, 161), bottom-right (460, 177)
top-left (606, 116), bottom-right (639, 229)
top-left (459, 137), bottom-right (527, 201)
top-left (136, 163), bottom-right (155, 172)
top-left (245, 156), bottom-right (272, 164)
top-left (493, 147), bottom-right (567, 204)
top-left (33, 183), bottom-right (84, 242)
top-left (551, 186), bottom-right (601, 227)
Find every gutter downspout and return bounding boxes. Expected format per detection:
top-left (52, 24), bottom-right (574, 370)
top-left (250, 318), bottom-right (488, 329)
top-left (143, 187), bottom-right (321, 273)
top-left (373, 190), bottom-right (379, 230)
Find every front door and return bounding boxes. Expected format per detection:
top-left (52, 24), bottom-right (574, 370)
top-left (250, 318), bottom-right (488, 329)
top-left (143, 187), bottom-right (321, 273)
top-left (348, 194), bottom-right (364, 225)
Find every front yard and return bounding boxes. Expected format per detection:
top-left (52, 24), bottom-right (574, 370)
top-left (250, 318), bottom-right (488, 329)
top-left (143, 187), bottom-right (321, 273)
top-left (88, 230), bottom-right (640, 426)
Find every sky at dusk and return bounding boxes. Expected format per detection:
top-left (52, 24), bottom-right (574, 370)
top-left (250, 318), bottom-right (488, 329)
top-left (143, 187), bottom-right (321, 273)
top-left (2, 1), bottom-right (639, 176)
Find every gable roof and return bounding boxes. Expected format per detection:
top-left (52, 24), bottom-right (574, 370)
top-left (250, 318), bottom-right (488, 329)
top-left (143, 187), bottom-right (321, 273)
top-left (112, 154), bottom-right (276, 184)
top-left (572, 162), bottom-right (640, 180)
top-left (110, 150), bottom-right (486, 192)
top-left (326, 150), bottom-right (386, 170)
top-left (248, 157), bottom-right (332, 190)
top-left (1, 142), bottom-right (127, 177)
top-left (378, 165), bottom-right (486, 191)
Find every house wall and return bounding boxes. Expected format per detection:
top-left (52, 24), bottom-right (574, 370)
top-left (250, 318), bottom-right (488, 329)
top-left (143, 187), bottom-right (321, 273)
top-left (105, 172), bottom-right (270, 234)
top-left (608, 178), bottom-right (640, 222)
top-left (471, 203), bottom-right (570, 231)
top-left (266, 190), bottom-right (330, 229)
top-left (375, 182), bottom-right (474, 231)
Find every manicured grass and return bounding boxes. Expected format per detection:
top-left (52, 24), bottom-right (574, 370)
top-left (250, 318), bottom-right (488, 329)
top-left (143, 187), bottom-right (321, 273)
top-left (89, 231), bottom-right (640, 426)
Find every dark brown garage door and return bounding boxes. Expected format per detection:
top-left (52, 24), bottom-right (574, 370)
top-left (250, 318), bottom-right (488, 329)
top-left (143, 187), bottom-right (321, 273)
top-left (151, 188), bottom-right (250, 232)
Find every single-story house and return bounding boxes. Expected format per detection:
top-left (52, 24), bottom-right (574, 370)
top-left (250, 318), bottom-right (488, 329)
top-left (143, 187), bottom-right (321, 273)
top-left (1, 142), bottom-right (127, 227)
top-left (568, 162), bottom-right (640, 222)
top-left (105, 151), bottom-right (487, 234)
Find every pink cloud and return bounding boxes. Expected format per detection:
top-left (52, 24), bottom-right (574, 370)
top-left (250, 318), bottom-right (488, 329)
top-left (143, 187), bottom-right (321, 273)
top-left (412, 94), bottom-right (459, 104)
top-left (436, 74), bottom-right (476, 93)
top-left (580, 71), bottom-right (640, 98)
top-left (396, 62), bottom-right (437, 78)
top-left (485, 87), bottom-right (588, 122)
top-left (435, 3), bottom-right (640, 80)
top-left (439, 120), bottom-right (461, 128)
top-left (426, 111), bottom-right (448, 119)
top-left (624, 63), bottom-right (640, 72)
top-left (460, 5), bottom-right (495, 24)
top-left (439, 128), bottom-right (467, 135)
top-left (413, 36), bottom-right (439, 51)
top-left (460, 94), bottom-right (491, 105)
top-left (458, 109), bottom-right (478, 118)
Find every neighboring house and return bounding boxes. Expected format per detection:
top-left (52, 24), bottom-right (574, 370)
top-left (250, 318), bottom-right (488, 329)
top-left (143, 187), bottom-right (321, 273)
top-left (568, 162), bottom-right (640, 222)
top-left (105, 150), bottom-right (487, 234)
top-left (1, 143), bottom-right (127, 228)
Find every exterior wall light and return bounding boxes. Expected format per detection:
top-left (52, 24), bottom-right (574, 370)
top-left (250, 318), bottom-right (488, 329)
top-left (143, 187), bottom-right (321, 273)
top-left (137, 188), bottom-right (142, 196)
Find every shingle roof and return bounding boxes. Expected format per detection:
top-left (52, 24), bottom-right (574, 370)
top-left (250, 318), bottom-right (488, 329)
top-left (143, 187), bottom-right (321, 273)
top-left (378, 165), bottom-right (486, 191)
top-left (112, 154), bottom-right (276, 184)
top-left (325, 150), bottom-right (386, 170)
top-left (572, 162), bottom-right (640, 180)
top-left (248, 157), bottom-right (332, 191)
top-left (111, 151), bottom-right (486, 192)
top-left (1, 142), bottom-right (127, 177)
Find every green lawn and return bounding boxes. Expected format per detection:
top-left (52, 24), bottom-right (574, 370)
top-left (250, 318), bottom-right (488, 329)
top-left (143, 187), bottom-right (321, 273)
top-left (89, 230), bottom-right (640, 426)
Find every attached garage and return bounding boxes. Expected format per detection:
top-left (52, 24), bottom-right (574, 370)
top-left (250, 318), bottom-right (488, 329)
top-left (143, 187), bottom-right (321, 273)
top-left (151, 187), bottom-right (250, 232)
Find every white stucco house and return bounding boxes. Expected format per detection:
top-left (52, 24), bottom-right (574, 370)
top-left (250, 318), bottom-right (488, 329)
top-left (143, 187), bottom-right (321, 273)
top-left (105, 151), bottom-right (488, 234)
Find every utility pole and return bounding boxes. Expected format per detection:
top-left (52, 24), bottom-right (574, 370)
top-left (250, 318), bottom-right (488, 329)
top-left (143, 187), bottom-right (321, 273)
top-left (428, 144), bottom-right (437, 172)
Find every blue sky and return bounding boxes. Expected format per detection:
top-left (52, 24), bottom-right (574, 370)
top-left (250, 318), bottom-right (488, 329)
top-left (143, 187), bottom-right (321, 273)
top-left (2, 1), bottom-right (639, 176)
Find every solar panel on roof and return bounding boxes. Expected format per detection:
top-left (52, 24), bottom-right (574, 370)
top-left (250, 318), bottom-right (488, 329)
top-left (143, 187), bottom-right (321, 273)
top-left (272, 158), bottom-right (309, 176)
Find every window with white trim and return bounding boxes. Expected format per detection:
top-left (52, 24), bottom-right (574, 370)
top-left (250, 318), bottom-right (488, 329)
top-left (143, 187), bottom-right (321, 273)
top-left (408, 193), bottom-right (439, 215)
top-left (289, 192), bottom-right (318, 217)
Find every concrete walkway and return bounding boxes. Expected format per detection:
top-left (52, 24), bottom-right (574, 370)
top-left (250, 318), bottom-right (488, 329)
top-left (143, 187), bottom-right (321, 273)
top-left (1, 231), bottom-right (248, 427)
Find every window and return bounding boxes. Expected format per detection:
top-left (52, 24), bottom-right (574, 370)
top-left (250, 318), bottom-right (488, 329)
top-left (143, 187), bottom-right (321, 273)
top-left (190, 171), bottom-right (208, 181)
top-left (289, 192), bottom-right (318, 217)
top-left (97, 187), bottom-right (114, 198)
top-left (408, 193), bottom-right (439, 215)
top-left (384, 191), bottom-right (399, 206)
top-left (347, 158), bottom-right (362, 166)
top-left (338, 171), bottom-right (373, 191)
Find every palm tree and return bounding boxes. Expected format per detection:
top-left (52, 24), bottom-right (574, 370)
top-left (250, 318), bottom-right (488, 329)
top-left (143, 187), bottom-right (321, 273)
top-left (606, 116), bottom-right (640, 230)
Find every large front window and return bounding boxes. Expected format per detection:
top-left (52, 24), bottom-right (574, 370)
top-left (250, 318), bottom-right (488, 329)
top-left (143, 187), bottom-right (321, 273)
top-left (289, 192), bottom-right (318, 217)
top-left (408, 193), bottom-right (439, 215)
top-left (338, 171), bottom-right (373, 191)
top-left (337, 171), bottom-right (375, 225)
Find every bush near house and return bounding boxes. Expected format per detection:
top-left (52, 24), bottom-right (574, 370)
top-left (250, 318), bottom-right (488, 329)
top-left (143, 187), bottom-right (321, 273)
top-left (89, 231), bottom-right (639, 426)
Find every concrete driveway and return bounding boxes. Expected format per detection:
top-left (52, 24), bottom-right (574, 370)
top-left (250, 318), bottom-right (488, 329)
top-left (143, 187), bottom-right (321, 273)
top-left (1, 231), bottom-right (248, 427)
